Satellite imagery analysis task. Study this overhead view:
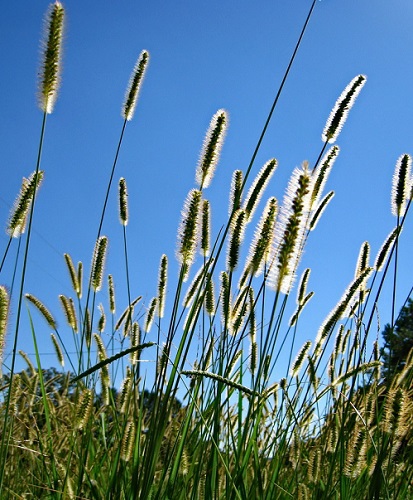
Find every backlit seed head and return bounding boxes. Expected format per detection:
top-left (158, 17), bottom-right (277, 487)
top-left (322, 75), bottom-right (366, 144)
top-left (122, 50), bottom-right (149, 121)
top-left (269, 166), bottom-right (311, 294)
top-left (118, 178), bottom-right (129, 226)
top-left (243, 159), bottom-right (277, 221)
top-left (391, 154), bottom-right (412, 217)
top-left (90, 236), bottom-right (108, 292)
top-left (38, 2), bottom-right (65, 114)
top-left (0, 286), bottom-right (9, 365)
top-left (7, 171), bottom-right (44, 238)
top-left (195, 109), bottom-right (228, 189)
top-left (176, 189), bottom-right (202, 280)
top-left (229, 170), bottom-right (243, 216)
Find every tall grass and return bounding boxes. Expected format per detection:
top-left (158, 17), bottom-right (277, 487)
top-left (1, 2), bottom-right (413, 499)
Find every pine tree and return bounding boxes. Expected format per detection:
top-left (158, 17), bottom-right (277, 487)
top-left (381, 298), bottom-right (413, 385)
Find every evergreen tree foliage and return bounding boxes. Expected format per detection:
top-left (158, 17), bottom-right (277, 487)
top-left (381, 298), bottom-right (413, 385)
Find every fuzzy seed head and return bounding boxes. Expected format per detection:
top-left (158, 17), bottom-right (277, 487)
top-left (310, 145), bottom-right (339, 208)
top-left (7, 171), bottom-right (44, 238)
top-left (200, 199), bottom-right (211, 257)
top-left (243, 197), bottom-right (278, 280)
top-left (374, 227), bottom-right (401, 272)
top-left (269, 166), bottom-right (311, 294)
top-left (391, 154), bottom-right (412, 217)
top-left (122, 50), bottom-right (149, 121)
top-left (90, 236), bottom-right (108, 292)
top-left (50, 333), bottom-right (64, 367)
top-left (144, 297), bottom-right (157, 333)
top-left (229, 170), bottom-right (243, 216)
top-left (176, 189), bottom-right (202, 279)
top-left (108, 274), bottom-right (116, 314)
top-left (291, 341), bottom-right (312, 377)
top-left (227, 209), bottom-right (247, 271)
top-left (157, 254), bottom-right (168, 318)
top-left (309, 191), bottom-right (335, 231)
top-left (38, 2), bottom-right (65, 114)
top-left (243, 159), bottom-right (277, 221)
top-left (118, 177), bottom-right (129, 225)
top-left (195, 109), bottom-right (228, 189)
top-left (25, 293), bottom-right (56, 329)
top-left (322, 75), bottom-right (366, 144)
top-left (0, 286), bottom-right (9, 364)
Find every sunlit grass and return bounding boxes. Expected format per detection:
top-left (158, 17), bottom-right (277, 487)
top-left (0, 2), bottom-right (412, 498)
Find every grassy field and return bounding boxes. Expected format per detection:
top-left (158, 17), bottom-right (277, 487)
top-left (0, 2), bottom-right (412, 498)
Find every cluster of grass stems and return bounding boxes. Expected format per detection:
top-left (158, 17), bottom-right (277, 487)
top-left (0, 2), bottom-right (412, 498)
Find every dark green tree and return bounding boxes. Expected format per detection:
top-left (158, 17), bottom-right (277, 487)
top-left (381, 298), bottom-right (413, 385)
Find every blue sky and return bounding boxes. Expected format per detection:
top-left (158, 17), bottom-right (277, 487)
top-left (1, 0), bottom-right (413, 378)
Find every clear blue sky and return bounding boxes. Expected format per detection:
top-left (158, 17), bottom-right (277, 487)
top-left (1, 1), bottom-right (413, 378)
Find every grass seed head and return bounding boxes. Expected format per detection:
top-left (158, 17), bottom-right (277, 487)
top-left (322, 74), bottom-right (366, 144)
top-left (196, 109), bottom-right (228, 189)
top-left (122, 50), bottom-right (149, 121)
top-left (90, 236), bottom-right (108, 292)
top-left (391, 153), bottom-right (412, 217)
top-left (38, 2), bottom-right (65, 114)
top-left (7, 171), bottom-right (44, 238)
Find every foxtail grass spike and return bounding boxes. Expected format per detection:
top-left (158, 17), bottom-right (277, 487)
top-left (243, 197), bottom-right (278, 281)
top-left (118, 368), bottom-right (132, 411)
top-left (122, 50), bottom-right (149, 121)
top-left (121, 421), bottom-right (136, 462)
top-left (77, 261), bottom-right (83, 298)
top-left (84, 308), bottom-right (92, 348)
top-left (243, 158), bottom-right (277, 221)
top-left (19, 350), bottom-right (35, 374)
top-left (227, 209), bottom-right (247, 271)
top-left (183, 264), bottom-right (206, 308)
top-left (195, 109), bottom-right (228, 189)
top-left (94, 333), bottom-right (110, 404)
top-left (59, 294), bottom-right (78, 331)
top-left (76, 389), bottom-right (93, 430)
top-left (391, 154), bottom-right (412, 217)
top-left (98, 303), bottom-right (106, 333)
top-left (25, 293), bottom-right (56, 329)
top-left (200, 199), bottom-right (211, 257)
top-left (289, 291), bottom-right (314, 326)
top-left (130, 323), bottom-right (141, 364)
top-left (322, 75), bottom-right (366, 144)
top-left (297, 268), bottom-right (311, 305)
top-left (314, 267), bottom-right (372, 356)
top-left (0, 286), bottom-right (9, 365)
top-left (118, 177), bottom-right (129, 225)
top-left (7, 171), bottom-right (44, 238)
top-left (229, 170), bottom-right (243, 216)
top-left (144, 297), bottom-right (157, 333)
top-left (176, 189), bottom-right (202, 280)
top-left (90, 236), bottom-right (108, 292)
top-left (204, 274), bottom-right (215, 315)
top-left (50, 333), bottom-right (64, 367)
top-left (181, 370), bottom-right (259, 397)
top-left (157, 254), bottom-right (168, 318)
top-left (309, 191), bottom-right (334, 231)
top-left (63, 253), bottom-right (80, 295)
top-left (310, 145), bottom-right (339, 208)
top-left (374, 227), bottom-right (401, 271)
top-left (291, 340), bottom-right (312, 377)
top-left (220, 271), bottom-right (231, 331)
top-left (38, 2), bottom-right (65, 114)
top-left (269, 165), bottom-right (311, 294)
top-left (115, 296), bottom-right (141, 331)
top-left (108, 274), bottom-right (116, 313)
top-left (355, 241), bottom-right (370, 279)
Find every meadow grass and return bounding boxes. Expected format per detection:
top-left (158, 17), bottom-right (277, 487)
top-left (0, 2), bottom-right (413, 498)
